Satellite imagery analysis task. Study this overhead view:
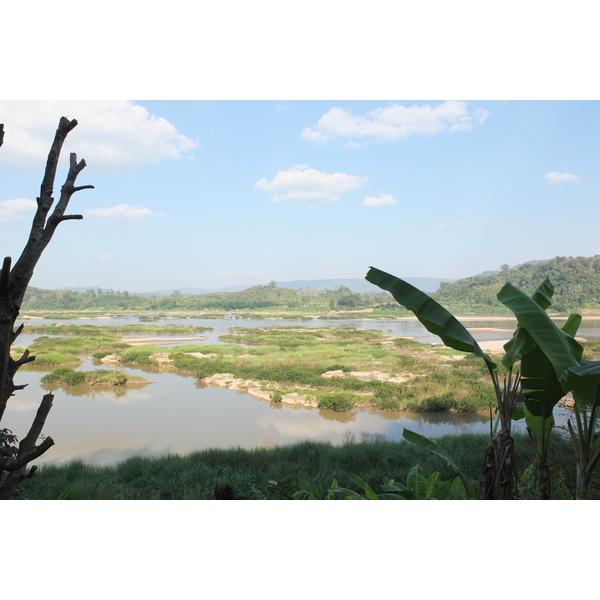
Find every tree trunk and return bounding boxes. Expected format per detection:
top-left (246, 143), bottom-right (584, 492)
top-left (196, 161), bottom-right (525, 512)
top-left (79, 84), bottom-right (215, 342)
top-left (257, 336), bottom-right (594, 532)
top-left (0, 117), bottom-right (94, 499)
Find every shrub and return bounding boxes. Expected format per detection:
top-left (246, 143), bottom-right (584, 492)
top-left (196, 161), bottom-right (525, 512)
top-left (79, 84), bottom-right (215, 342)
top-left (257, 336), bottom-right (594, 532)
top-left (418, 394), bottom-right (456, 412)
top-left (120, 346), bottom-right (161, 365)
top-left (318, 393), bottom-right (359, 412)
top-left (323, 364), bottom-right (351, 373)
top-left (41, 368), bottom-right (85, 385)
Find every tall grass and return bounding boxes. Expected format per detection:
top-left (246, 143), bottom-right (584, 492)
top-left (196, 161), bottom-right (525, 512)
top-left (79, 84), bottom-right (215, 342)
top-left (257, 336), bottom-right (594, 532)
top-left (14, 433), bottom-right (584, 500)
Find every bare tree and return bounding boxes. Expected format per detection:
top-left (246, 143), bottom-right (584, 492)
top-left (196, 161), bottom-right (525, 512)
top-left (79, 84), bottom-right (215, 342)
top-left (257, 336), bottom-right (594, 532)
top-left (0, 117), bottom-right (94, 499)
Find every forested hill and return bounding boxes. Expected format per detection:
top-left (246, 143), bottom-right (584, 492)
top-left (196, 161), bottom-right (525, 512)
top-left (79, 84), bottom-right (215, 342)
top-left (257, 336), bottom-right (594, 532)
top-left (433, 255), bottom-right (600, 312)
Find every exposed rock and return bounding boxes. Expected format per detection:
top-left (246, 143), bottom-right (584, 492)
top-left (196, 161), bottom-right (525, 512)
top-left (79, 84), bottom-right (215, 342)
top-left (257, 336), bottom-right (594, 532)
top-left (203, 373), bottom-right (261, 392)
top-left (558, 393), bottom-right (576, 409)
top-left (188, 352), bottom-right (218, 359)
top-left (281, 392), bottom-right (319, 408)
top-left (100, 354), bottom-right (121, 366)
top-left (321, 370), bottom-right (345, 379)
top-left (321, 369), bottom-right (410, 384)
top-left (247, 387), bottom-right (273, 402)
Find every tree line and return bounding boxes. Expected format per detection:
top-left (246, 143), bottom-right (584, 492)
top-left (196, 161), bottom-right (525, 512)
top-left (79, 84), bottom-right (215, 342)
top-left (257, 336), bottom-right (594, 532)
top-left (21, 284), bottom-right (392, 312)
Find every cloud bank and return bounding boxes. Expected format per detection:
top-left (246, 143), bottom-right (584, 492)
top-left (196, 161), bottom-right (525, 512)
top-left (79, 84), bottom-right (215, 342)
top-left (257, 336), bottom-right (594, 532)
top-left (544, 171), bottom-right (581, 185)
top-left (362, 193), bottom-right (397, 207)
top-left (256, 165), bottom-right (366, 204)
top-left (0, 100), bottom-right (198, 171)
top-left (0, 198), bottom-right (36, 221)
top-left (302, 101), bottom-right (489, 144)
top-left (86, 204), bottom-right (157, 221)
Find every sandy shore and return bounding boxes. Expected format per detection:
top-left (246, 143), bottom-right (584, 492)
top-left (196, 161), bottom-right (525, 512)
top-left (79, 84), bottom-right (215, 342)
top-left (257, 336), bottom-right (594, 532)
top-left (120, 336), bottom-right (208, 346)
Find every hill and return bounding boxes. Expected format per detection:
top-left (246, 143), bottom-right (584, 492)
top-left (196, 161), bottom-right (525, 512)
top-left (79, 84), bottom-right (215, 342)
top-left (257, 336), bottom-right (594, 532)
top-left (433, 255), bottom-right (600, 312)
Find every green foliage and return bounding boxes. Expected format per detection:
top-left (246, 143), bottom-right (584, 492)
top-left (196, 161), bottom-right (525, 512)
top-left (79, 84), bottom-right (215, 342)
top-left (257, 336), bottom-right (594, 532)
top-left (120, 346), bottom-right (162, 365)
top-left (434, 255), bottom-right (600, 313)
top-left (16, 433), bottom-right (586, 500)
top-left (41, 367), bottom-right (147, 386)
top-left (0, 428), bottom-right (18, 459)
top-left (329, 467), bottom-right (466, 500)
top-left (318, 393), bottom-right (359, 412)
top-left (29, 351), bottom-right (81, 366)
top-left (41, 368), bottom-right (85, 385)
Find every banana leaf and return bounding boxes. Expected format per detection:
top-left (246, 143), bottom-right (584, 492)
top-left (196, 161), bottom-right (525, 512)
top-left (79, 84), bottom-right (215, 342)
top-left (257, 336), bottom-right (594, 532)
top-left (366, 267), bottom-right (496, 370)
top-left (519, 344), bottom-right (563, 436)
top-left (496, 283), bottom-right (583, 379)
top-left (498, 283), bottom-right (582, 433)
top-left (561, 360), bottom-right (600, 409)
top-left (405, 464), bottom-right (429, 500)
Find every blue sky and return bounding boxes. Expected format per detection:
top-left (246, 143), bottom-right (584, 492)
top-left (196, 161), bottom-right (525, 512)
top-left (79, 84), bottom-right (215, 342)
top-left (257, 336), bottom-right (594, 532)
top-left (1, 100), bottom-right (599, 293)
top-left (1, 100), bottom-right (598, 293)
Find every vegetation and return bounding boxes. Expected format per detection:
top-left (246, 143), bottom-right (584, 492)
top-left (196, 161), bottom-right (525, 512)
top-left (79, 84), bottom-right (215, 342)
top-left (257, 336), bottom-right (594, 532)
top-left (434, 255), bottom-right (600, 313)
top-left (40, 367), bottom-right (149, 387)
top-left (13, 432), bottom-right (587, 500)
top-left (367, 267), bottom-right (600, 499)
top-left (21, 283), bottom-right (396, 315)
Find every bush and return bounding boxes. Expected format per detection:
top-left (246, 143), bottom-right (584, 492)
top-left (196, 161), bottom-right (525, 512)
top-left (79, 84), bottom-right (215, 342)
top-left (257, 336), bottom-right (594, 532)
top-left (418, 394), bottom-right (456, 412)
top-left (41, 368), bottom-right (85, 385)
top-left (318, 393), bottom-right (359, 412)
top-left (323, 364), bottom-right (351, 373)
top-left (120, 346), bottom-right (161, 365)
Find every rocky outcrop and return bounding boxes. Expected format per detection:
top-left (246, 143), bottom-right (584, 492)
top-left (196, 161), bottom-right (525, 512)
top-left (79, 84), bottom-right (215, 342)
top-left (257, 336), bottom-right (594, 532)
top-left (321, 369), bottom-right (411, 384)
top-left (100, 354), bottom-right (121, 366)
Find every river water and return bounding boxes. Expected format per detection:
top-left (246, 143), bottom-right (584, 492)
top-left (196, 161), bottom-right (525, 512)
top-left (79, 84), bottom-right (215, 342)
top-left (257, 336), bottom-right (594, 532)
top-left (6, 314), bottom-right (597, 466)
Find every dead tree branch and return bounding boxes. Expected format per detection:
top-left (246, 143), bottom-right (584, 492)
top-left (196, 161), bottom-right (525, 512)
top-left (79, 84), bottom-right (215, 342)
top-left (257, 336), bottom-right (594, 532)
top-left (0, 117), bottom-right (93, 498)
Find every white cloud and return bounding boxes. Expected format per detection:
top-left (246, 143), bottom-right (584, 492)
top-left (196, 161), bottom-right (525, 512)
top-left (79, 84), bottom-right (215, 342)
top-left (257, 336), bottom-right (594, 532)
top-left (544, 171), bottom-right (581, 185)
top-left (302, 101), bottom-right (489, 144)
top-left (362, 193), bottom-right (397, 207)
top-left (0, 198), bottom-right (36, 221)
top-left (86, 204), bottom-right (156, 221)
top-left (0, 101), bottom-right (198, 171)
top-left (100, 254), bottom-right (116, 259)
top-left (255, 164), bottom-right (366, 204)
top-left (436, 222), bottom-right (446, 228)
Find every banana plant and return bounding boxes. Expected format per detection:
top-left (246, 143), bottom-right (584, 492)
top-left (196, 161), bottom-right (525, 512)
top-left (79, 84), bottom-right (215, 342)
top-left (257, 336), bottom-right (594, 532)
top-left (561, 362), bottom-right (600, 498)
top-left (496, 281), bottom-right (583, 497)
top-left (366, 267), bottom-right (586, 499)
top-left (366, 266), bottom-right (516, 499)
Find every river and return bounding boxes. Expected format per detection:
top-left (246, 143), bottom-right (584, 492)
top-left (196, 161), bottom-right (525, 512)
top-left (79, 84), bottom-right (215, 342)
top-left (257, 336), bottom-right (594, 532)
top-left (6, 314), bottom-right (597, 466)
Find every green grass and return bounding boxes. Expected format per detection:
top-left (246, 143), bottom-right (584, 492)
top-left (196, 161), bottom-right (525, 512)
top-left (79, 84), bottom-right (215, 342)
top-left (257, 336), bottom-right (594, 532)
top-left (41, 367), bottom-right (150, 386)
top-left (24, 323), bottom-right (212, 335)
top-left (12, 432), bottom-right (585, 500)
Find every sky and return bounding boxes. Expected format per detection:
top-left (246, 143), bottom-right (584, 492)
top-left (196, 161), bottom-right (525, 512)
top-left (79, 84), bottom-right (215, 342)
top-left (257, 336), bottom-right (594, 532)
top-left (1, 100), bottom-right (598, 293)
